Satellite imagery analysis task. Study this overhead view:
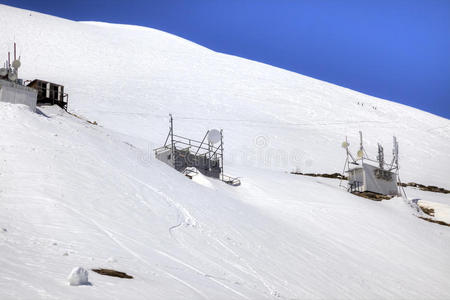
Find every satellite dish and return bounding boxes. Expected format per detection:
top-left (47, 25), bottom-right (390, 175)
top-left (341, 141), bottom-right (349, 148)
top-left (207, 129), bottom-right (221, 144)
top-left (0, 68), bottom-right (7, 76)
top-left (12, 59), bottom-right (21, 69)
top-left (8, 71), bottom-right (17, 81)
top-left (357, 150), bottom-right (364, 158)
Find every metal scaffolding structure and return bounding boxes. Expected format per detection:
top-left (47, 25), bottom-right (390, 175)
top-left (154, 114), bottom-right (240, 186)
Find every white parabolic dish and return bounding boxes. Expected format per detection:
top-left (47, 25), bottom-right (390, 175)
top-left (207, 129), bottom-right (221, 144)
top-left (8, 71), bottom-right (17, 81)
top-left (12, 59), bottom-right (21, 69)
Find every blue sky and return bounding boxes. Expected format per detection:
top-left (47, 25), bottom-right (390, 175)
top-left (2, 0), bottom-right (449, 119)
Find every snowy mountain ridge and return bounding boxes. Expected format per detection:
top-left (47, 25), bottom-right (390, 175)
top-left (0, 4), bottom-right (449, 300)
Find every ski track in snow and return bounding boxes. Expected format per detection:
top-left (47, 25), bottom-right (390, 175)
top-left (154, 249), bottom-right (251, 300)
top-left (4, 194), bottom-right (209, 299)
top-left (212, 237), bottom-right (276, 297)
top-left (122, 173), bottom-right (198, 230)
top-left (8, 193), bottom-right (253, 299)
top-left (122, 174), bottom-right (278, 298)
top-left (85, 151), bottom-right (192, 238)
top-left (95, 221), bottom-right (252, 299)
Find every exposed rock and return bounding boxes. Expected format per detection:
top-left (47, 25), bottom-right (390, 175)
top-left (92, 268), bottom-right (133, 279)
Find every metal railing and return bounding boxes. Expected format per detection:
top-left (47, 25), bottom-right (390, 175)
top-left (170, 134), bottom-right (221, 157)
top-left (155, 115), bottom-right (239, 186)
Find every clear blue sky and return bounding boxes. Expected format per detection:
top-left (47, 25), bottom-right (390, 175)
top-left (2, 0), bottom-right (449, 119)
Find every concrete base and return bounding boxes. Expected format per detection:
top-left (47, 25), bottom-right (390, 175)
top-left (0, 79), bottom-right (38, 111)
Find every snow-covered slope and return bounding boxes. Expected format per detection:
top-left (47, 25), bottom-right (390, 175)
top-left (0, 4), bottom-right (449, 300)
top-left (1, 4), bottom-right (449, 188)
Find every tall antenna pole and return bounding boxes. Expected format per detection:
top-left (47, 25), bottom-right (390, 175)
top-left (359, 131), bottom-right (363, 151)
top-left (8, 52), bottom-right (10, 68)
top-left (340, 136), bottom-right (350, 188)
top-left (345, 136), bottom-right (350, 167)
top-left (220, 129), bottom-right (224, 180)
top-left (14, 42), bottom-right (16, 61)
top-left (377, 143), bottom-right (384, 169)
top-left (208, 141), bottom-right (211, 171)
top-left (359, 131), bottom-right (364, 164)
top-left (169, 114), bottom-right (174, 165)
top-left (344, 136), bottom-right (357, 165)
top-left (393, 136), bottom-right (399, 170)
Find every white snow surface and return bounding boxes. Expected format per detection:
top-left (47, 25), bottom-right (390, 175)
top-left (419, 200), bottom-right (450, 224)
top-left (0, 4), bottom-right (449, 300)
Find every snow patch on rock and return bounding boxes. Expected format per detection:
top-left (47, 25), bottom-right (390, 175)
top-left (67, 267), bottom-right (90, 286)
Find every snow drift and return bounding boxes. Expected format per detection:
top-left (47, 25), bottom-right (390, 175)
top-left (68, 267), bottom-right (89, 286)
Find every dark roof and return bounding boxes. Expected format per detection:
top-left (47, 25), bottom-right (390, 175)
top-left (27, 79), bottom-right (64, 87)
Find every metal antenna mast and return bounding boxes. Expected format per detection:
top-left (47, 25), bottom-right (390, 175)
top-left (344, 136), bottom-right (357, 164)
top-left (169, 114), bottom-right (174, 165)
top-left (390, 136), bottom-right (399, 171)
top-left (377, 143), bottom-right (384, 169)
top-left (220, 129), bottom-right (224, 181)
top-left (394, 136), bottom-right (399, 168)
top-left (358, 131), bottom-right (364, 164)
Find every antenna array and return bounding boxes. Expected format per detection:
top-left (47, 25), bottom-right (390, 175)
top-left (342, 131), bottom-right (399, 173)
top-left (0, 42), bottom-right (21, 83)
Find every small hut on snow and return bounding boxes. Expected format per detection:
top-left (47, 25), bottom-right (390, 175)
top-left (0, 43), bottom-right (68, 111)
top-left (343, 132), bottom-right (399, 196)
top-left (347, 162), bottom-right (398, 195)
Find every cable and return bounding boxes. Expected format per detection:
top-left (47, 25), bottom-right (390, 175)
top-left (76, 109), bottom-right (396, 129)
